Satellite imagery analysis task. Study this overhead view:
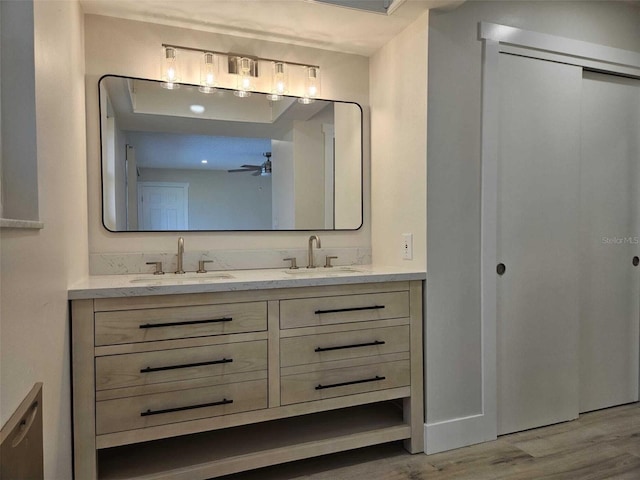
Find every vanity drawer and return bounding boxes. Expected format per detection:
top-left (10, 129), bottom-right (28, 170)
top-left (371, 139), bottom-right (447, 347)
top-left (95, 302), bottom-right (267, 346)
top-left (280, 291), bottom-right (409, 329)
top-left (281, 325), bottom-right (409, 367)
top-left (280, 360), bottom-right (410, 405)
top-left (96, 340), bottom-right (267, 391)
top-left (96, 379), bottom-right (267, 435)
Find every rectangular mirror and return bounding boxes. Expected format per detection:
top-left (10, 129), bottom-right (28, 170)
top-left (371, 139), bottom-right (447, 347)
top-left (99, 75), bottom-right (363, 231)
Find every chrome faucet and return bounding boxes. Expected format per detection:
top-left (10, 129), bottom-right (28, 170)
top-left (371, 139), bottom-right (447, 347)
top-left (307, 235), bottom-right (321, 268)
top-left (176, 237), bottom-right (185, 274)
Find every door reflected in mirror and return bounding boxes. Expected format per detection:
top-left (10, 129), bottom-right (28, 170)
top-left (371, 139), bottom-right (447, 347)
top-left (99, 75), bottom-right (363, 231)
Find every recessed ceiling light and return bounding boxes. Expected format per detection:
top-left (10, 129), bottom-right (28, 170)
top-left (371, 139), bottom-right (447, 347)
top-left (190, 104), bottom-right (205, 114)
top-left (201, 159), bottom-right (208, 164)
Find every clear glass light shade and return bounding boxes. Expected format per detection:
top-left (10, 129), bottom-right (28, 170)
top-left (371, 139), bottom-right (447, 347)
top-left (298, 66), bottom-right (320, 104)
top-left (233, 57), bottom-right (253, 98)
top-left (266, 62), bottom-right (288, 101)
top-left (161, 46), bottom-right (180, 90)
top-left (199, 52), bottom-right (218, 94)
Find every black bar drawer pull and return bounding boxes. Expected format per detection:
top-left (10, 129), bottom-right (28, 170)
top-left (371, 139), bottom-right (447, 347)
top-left (139, 317), bottom-right (232, 329)
top-left (140, 358), bottom-right (233, 373)
top-left (314, 305), bottom-right (385, 315)
top-left (315, 340), bottom-right (385, 352)
top-left (315, 375), bottom-right (385, 390)
top-left (140, 398), bottom-right (233, 417)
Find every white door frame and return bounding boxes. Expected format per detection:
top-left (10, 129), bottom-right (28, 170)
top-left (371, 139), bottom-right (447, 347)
top-left (445, 23), bottom-right (640, 453)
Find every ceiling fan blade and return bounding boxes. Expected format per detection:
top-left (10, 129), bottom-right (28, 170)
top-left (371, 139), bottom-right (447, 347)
top-left (228, 164), bottom-right (263, 172)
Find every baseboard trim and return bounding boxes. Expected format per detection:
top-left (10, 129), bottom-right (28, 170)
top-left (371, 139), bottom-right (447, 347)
top-left (424, 413), bottom-right (496, 454)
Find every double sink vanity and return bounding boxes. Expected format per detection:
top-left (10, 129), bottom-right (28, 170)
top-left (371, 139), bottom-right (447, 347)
top-left (69, 248), bottom-right (426, 480)
top-left (79, 70), bottom-right (424, 479)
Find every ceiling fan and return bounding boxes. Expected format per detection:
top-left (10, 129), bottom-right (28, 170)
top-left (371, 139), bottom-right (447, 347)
top-left (228, 152), bottom-right (272, 176)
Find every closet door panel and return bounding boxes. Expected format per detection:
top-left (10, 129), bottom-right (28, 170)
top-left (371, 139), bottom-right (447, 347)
top-left (579, 71), bottom-right (640, 413)
top-left (497, 53), bottom-right (582, 435)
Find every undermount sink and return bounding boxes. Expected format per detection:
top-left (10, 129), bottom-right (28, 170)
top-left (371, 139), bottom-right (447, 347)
top-left (283, 267), bottom-right (364, 275)
top-left (130, 272), bottom-right (234, 283)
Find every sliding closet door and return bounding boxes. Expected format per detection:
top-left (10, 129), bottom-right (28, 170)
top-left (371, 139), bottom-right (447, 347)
top-left (497, 54), bottom-right (582, 435)
top-left (579, 71), bottom-right (640, 413)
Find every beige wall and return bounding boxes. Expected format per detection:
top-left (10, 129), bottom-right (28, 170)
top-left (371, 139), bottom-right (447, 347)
top-left (84, 14), bottom-right (370, 253)
top-left (0, 2), bottom-right (88, 479)
top-left (370, 12), bottom-right (428, 268)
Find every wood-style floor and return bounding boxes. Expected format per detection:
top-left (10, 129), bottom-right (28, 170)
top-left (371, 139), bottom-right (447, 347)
top-left (220, 402), bottom-right (640, 480)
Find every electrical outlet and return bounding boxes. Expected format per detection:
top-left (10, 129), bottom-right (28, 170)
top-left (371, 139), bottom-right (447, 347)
top-left (401, 233), bottom-right (413, 260)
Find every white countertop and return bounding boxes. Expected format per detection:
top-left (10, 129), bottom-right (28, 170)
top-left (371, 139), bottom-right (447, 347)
top-left (68, 265), bottom-right (426, 300)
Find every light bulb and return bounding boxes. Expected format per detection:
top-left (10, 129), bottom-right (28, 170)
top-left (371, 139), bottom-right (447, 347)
top-left (199, 52), bottom-right (217, 94)
top-left (161, 46), bottom-right (180, 90)
top-left (234, 57), bottom-right (254, 98)
top-left (267, 62), bottom-right (288, 101)
top-left (299, 66), bottom-right (320, 104)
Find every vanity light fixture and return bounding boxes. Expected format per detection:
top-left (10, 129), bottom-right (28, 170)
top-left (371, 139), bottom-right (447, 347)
top-left (160, 44), bottom-right (320, 100)
top-left (161, 46), bottom-right (180, 90)
top-left (266, 62), bottom-right (288, 101)
top-left (199, 52), bottom-right (218, 93)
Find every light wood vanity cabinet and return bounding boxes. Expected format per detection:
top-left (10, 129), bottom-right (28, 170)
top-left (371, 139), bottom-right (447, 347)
top-left (71, 281), bottom-right (423, 480)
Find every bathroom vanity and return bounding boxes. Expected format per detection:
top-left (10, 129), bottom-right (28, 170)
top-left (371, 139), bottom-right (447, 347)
top-left (69, 267), bottom-right (425, 479)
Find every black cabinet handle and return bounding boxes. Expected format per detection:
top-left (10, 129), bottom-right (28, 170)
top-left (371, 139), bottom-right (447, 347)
top-left (315, 375), bottom-right (385, 390)
top-left (139, 317), bottom-right (232, 329)
top-left (497, 263), bottom-right (506, 276)
top-left (314, 305), bottom-right (385, 315)
top-left (140, 398), bottom-right (233, 417)
top-left (315, 340), bottom-right (385, 352)
top-left (633, 256), bottom-right (639, 266)
top-left (140, 358), bottom-right (233, 373)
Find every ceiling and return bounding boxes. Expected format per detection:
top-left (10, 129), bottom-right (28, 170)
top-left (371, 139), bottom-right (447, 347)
top-left (79, 0), bottom-right (464, 56)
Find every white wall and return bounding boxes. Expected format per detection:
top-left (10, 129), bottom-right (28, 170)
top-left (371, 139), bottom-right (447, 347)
top-left (114, 118), bottom-right (127, 230)
top-left (293, 119), bottom-right (325, 229)
top-left (427, 0), bottom-right (640, 448)
top-left (84, 14), bottom-right (370, 254)
top-left (138, 168), bottom-right (273, 230)
top-left (272, 136), bottom-right (295, 229)
top-left (370, 12), bottom-right (428, 268)
top-left (335, 102), bottom-right (363, 229)
top-left (0, 2), bottom-right (88, 479)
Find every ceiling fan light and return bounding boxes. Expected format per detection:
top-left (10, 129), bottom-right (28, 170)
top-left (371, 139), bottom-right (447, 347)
top-left (262, 152), bottom-right (272, 176)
